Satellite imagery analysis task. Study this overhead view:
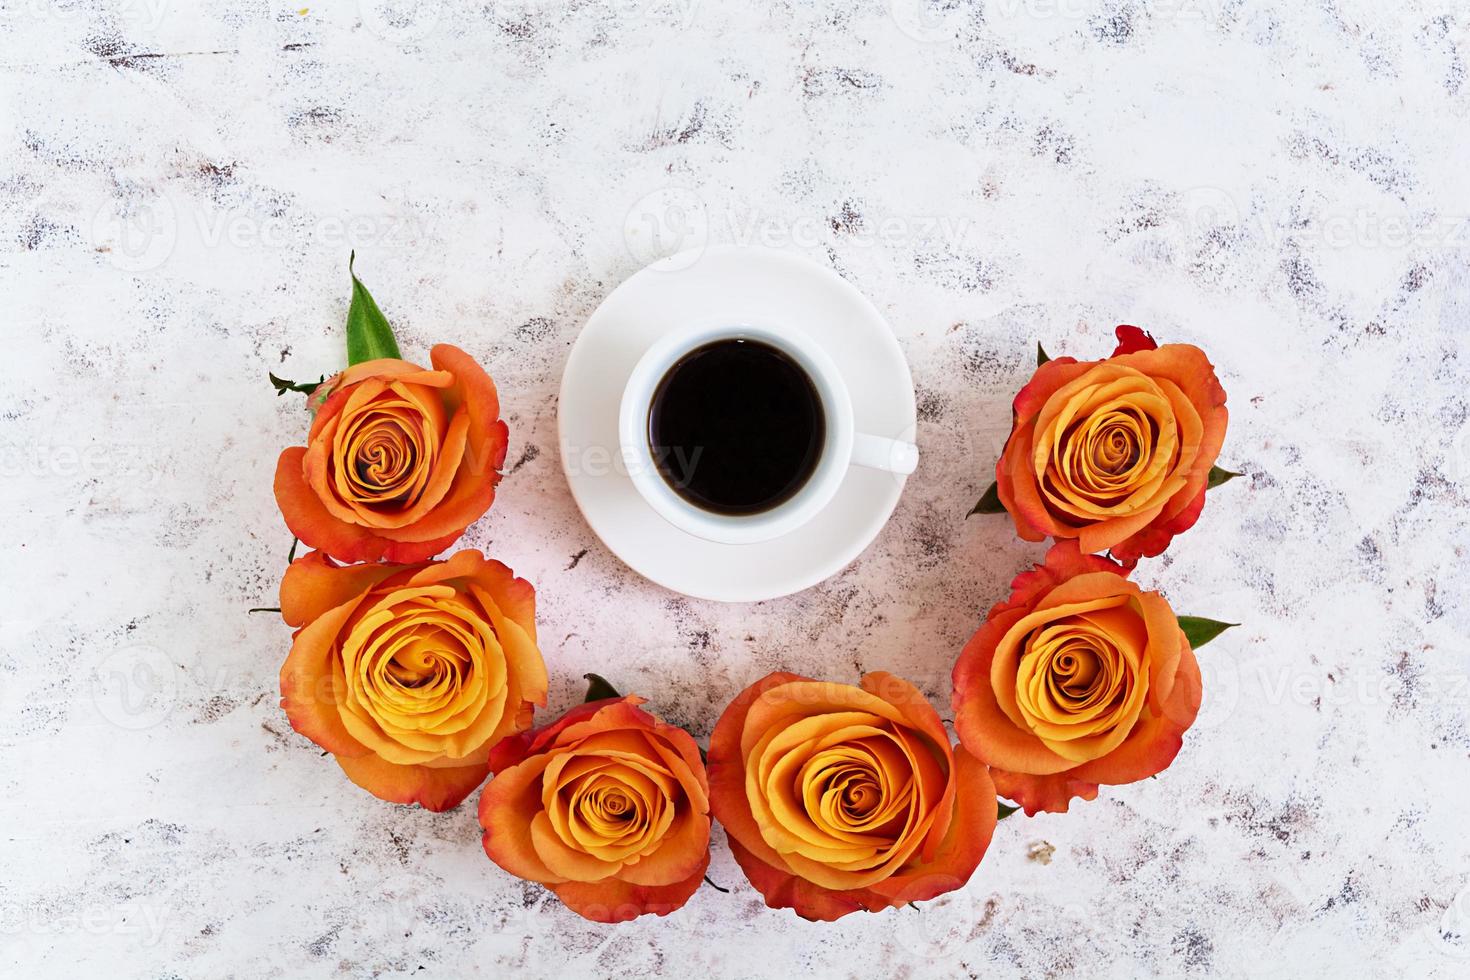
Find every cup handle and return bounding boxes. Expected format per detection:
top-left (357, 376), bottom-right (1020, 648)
top-left (851, 432), bottom-right (919, 475)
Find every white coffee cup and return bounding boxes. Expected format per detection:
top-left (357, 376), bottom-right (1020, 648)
top-left (618, 320), bottom-right (919, 545)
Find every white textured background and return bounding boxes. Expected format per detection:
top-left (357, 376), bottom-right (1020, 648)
top-left (4, 1), bottom-right (1470, 977)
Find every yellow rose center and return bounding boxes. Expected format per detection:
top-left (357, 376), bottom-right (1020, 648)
top-left (548, 752), bottom-right (675, 862)
top-left (1060, 406), bottom-right (1156, 500)
top-left (742, 705), bottom-right (952, 889)
top-left (804, 745), bottom-right (909, 838)
top-left (1014, 617), bottom-right (1137, 739)
top-left (574, 778), bottom-right (646, 837)
top-left (1030, 368), bottom-right (1198, 524)
top-left (338, 405), bottom-right (433, 506)
top-left (340, 592), bottom-right (505, 741)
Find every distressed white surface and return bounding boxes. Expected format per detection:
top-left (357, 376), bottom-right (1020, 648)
top-left (3, 1), bottom-right (1470, 977)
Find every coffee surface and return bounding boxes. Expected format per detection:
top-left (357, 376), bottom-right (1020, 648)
top-left (647, 338), bottom-right (826, 516)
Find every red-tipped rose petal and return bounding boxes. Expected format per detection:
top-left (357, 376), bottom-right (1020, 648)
top-left (335, 752), bottom-right (489, 812)
top-left (1111, 324), bottom-right (1158, 355)
top-left (551, 851), bottom-right (709, 923)
top-left (726, 835), bottom-right (877, 922)
top-left (990, 767), bottom-right (1101, 816)
top-left (1072, 639), bottom-right (1202, 786)
top-left (274, 446), bottom-right (392, 563)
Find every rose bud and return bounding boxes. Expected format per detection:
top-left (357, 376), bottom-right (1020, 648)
top-left (273, 344), bottom-right (509, 564)
top-left (479, 696), bottom-right (711, 923)
top-left (952, 541), bottom-right (1204, 815)
top-left (278, 550), bottom-right (546, 811)
top-left (708, 671), bottom-right (996, 921)
top-left (992, 326), bottom-right (1228, 564)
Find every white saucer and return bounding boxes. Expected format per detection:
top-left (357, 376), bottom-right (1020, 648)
top-left (557, 246), bottom-right (916, 602)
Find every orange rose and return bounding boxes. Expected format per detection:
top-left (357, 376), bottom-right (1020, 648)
top-left (952, 541), bottom-right (1202, 815)
top-left (708, 672), bottom-right (996, 921)
top-left (479, 696), bottom-right (711, 923)
top-left (274, 344), bottom-right (509, 564)
top-left (278, 549), bottom-right (546, 812)
top-left (994, 326), bottom-right (1228, 564)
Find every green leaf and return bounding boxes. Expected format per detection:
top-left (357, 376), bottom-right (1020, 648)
top-left (967, 480), bottom-right (1006, 517)
top-left (997, 801), bottom-right (1020, 820)
top-left (1036, 342), bottom-right (1051, 367)
top-left (1207, 465), bottom-right (1242, 490)
top-left (345, 251), bottom-right (402, 366)
top-left (583, 673), bottom-right (621, 703)
top-left (1178, 616), bottom-right (1238, 649)
top-left (269, 372), bottom-right (325, 397)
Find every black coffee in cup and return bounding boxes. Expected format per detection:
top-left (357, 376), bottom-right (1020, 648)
top-left (647, 338), bottom-right (826, 516)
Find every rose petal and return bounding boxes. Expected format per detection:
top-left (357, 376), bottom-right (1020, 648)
top-left (952, 605), bottom-right (1076, 775)
top-left (615, 804), bottom-right (711, 887)
top-left (1137, 592), bottom-right (1183, 712)
top-left (385, 344), bottom-right (508, 542)
top-left (988, 543), bottom-right (1126, 626)
top-left (1010, 358), bottom-right (1093, 426)
top-left (332, 359), bottom-right (454, 394)
top-left (529, 810), bottom-right (623, 882)
top-left (379, 529), bottom-right (463, 564)
top-left (865, 746), bottom-right (996, 904)
top-left (991, 767), bottom-right (1101, 816)
top-left (278, 550), bottom-right (405, 628)
top-left (1071, 638), bottom-right (1202, 786)
top-left (274, 446), bottom-right (394, 563)
top-left (479, 751), bottom-right (565, 884)
top-left (1111, 324), bottom-right (1158, 355)
top-left (280, 599), bottom-right (373, 759)
top-left (1111, 485), bottom-right (1206, 564)
top-left (335, 752), bottom-right (488, 812)
top-left (726, 834), bottom-right (878, 922)
top-left (707, 672), bottom-right (817, 875)
top-left (998, 416), bottom-right (1064, 542)
top-left (550, 850), bottom-right (708, 923)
